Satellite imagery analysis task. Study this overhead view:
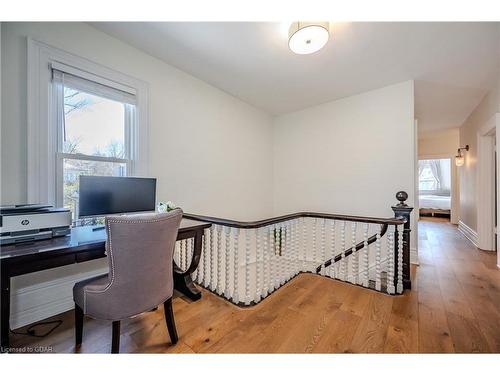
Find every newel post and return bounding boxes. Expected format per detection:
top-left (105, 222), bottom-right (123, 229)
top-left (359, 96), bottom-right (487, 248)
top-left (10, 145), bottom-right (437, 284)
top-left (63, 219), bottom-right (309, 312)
top-left (391, 191), bottom-right (413, 291)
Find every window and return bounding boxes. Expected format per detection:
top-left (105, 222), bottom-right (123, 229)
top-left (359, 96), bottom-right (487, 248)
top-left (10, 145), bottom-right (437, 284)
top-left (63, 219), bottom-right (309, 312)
top-left (28, 40), bottom-right (149, 222)
top-left (418, 159), bottom-right (451, 195)
top-left (419, 161), bottom-right (439, 191)
top-left (52, 67), bottom-right (136, 221)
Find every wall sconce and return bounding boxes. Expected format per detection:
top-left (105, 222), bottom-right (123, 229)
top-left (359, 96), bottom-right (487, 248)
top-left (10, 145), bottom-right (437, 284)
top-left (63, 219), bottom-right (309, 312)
top-left (455, 145), bottom-right (469, 166)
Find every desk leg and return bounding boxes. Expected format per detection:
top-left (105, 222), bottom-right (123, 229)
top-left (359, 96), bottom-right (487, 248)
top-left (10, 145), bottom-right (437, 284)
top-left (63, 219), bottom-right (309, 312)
top-left (174, 231), bottom-right (203, 301)
top-left (1, 272), bottom-right (10, 352)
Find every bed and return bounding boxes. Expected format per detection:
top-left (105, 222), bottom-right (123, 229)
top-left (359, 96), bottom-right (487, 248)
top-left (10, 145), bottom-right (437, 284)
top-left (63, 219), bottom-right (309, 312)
top-left (419, 194), bottom-right (451, 216)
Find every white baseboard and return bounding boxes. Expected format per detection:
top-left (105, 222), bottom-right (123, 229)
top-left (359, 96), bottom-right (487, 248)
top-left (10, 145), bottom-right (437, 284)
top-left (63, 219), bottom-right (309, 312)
top-left (410, 247), bottom-right (419, 265)
top-left (458, 220), bottom-right (479, 248)
top-left (10, 265), bottom-right (107, 329)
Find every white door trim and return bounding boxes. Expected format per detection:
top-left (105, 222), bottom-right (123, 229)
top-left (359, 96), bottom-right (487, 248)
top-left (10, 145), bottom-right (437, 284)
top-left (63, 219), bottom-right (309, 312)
top-left (476, 113), bottom-right (499, 253)
top-left (413, 119), bottom-right (419, 265)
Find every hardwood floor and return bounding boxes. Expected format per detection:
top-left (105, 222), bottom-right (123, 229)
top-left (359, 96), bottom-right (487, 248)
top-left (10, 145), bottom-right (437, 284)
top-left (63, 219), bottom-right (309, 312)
top-left (9, 218), bottom-right (500, 353)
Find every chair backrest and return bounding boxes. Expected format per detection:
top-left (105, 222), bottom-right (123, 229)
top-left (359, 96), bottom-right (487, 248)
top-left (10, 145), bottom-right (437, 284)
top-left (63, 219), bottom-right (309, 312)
top-left (101, 209), bottom-right (183, 319)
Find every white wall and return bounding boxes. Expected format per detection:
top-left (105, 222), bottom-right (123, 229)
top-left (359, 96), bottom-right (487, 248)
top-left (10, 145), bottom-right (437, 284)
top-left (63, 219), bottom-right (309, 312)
top-left (273, 81), bottom-right (415, 216)
top-left (1, 22), bottom-right (274, 220)
top-left (418, 128), bottom-right (460, 156)
top-left (458, 75), bottom-right (500, 256)
top-left (1, 22), bottom-right (274, 328)
top-left (459, 80), bottom-right (500, 233)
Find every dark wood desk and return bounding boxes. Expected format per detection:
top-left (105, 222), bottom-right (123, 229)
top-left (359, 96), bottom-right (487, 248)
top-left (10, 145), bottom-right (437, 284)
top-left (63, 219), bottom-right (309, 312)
top-left (0, 219), bottom-right (211, 351)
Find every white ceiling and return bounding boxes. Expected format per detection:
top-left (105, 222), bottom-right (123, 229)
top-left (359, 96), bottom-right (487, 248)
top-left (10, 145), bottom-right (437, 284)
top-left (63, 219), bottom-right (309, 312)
top-left (90, 22), bottom-right (500, 132)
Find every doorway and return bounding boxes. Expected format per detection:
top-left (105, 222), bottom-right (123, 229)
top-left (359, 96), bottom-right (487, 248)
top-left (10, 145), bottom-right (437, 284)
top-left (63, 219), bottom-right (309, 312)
top-left (418, 157), bottom-right (456, 223)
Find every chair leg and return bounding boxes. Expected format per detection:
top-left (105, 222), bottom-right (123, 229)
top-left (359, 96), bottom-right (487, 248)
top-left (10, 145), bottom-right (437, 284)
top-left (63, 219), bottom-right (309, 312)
top-left (111, 321), bottom-right (121, 354)
top-left (163, 298), bottom-right (178, 344)
top-left (75, 304), bottom-right (84, 348)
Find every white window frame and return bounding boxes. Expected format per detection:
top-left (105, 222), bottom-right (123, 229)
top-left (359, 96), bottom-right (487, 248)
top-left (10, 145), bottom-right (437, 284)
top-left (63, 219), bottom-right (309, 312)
top-left (27, 38), bottom-right (149, 206)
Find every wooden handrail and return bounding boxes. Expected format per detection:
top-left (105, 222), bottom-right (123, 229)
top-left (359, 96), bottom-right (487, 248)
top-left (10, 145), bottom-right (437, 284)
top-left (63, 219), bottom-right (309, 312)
top-left (316, 223), bottom-right (389, 273)
top-left (183, 211), bottom-right (406, 229)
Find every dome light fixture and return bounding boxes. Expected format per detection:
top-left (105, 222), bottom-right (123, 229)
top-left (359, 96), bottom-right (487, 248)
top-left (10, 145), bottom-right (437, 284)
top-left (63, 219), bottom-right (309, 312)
top-left (288, 21), bottom-right (330, 55)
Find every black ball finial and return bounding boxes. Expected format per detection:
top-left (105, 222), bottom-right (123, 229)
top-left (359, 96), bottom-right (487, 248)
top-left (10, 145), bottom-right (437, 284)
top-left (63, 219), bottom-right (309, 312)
top-left (396, 191), bottom-right (408, 206)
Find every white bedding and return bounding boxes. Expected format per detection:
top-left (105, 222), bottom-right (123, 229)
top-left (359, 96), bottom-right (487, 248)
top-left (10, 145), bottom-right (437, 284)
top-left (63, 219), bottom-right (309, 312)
top-left (419, 194), bottom-right (451, 210)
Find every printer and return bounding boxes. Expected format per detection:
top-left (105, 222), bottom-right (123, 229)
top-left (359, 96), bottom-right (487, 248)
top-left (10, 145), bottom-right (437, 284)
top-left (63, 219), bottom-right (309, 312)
top-left (0, 204), bottom-right (72, 245)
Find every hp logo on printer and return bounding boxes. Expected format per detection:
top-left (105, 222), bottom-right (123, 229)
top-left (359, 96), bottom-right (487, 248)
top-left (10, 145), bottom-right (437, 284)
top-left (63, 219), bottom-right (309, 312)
top-left (21, 219), bottom-right (30, 225)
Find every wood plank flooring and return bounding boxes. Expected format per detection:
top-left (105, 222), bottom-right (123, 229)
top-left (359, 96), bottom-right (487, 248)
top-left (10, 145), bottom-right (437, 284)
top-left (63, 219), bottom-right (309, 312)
top-left (9, 217), bottom-right (500, 353)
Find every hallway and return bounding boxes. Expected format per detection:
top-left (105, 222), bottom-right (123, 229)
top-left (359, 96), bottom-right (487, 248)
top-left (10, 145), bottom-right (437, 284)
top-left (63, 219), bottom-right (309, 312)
top-left (417, 217), bottom-right (500, 352)
top-left (9, 218), bottom-right (500, 353)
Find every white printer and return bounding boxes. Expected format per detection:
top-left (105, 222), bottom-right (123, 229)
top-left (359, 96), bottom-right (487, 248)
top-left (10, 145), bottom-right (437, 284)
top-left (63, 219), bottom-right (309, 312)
top-left (0, 204), bottom-right (72, 245)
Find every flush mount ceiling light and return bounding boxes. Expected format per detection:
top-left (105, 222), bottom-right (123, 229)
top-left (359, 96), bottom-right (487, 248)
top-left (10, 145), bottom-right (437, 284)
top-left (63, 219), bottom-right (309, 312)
top-left (288, 22), bottom-right (330, 55)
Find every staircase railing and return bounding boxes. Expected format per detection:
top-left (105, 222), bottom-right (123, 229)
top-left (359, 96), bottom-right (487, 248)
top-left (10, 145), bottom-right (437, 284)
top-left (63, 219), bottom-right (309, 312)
top-left (175, 191), bottom-right (413, 306)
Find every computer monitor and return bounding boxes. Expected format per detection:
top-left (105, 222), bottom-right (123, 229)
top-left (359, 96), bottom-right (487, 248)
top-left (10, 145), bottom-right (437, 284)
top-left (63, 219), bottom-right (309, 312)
top-left (78, 176), bottom-right (157, 218)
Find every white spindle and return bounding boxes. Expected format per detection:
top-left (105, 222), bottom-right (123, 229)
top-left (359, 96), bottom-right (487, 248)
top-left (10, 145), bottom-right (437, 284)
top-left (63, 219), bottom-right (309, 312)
top-left (320, 218), bottom-right (326, 276)
top-left (375, 227), bottom-right (382, 291)
top-left (330, 220), bottom-right (336, 279)
top-left (295, 219), bottom-right (302, 274)
top-left (288, 220), bottom-right (295, 280)
top-left (255, 227), bottom-right (262, 302)
top-left (203, 228), bottom-right (210, 288)
top-left (269, 225), bottom-right (276, 293)
top-left (284, 223), bottom-right (291, 282)
top-left (351, 222), bottom-right (358, 285)
top-left (232, 227), bottom-right (240, 304)
top-left (277, 225), bottom-right (283, 286)
top-left (289, 220), bottom-right (295, 275)
top-left (340, 221), bottom-right (346, 281)
top-left (262, 225), bottom-right (269, 298)
top-left (189, 238), bottom-right (193, 268)
top-left (312, 218), bottom-right (317, 272)
top-left (293, 219), bottom-right (299, 275)
top-left (282, 225), bottom-right (287, 284)
top-left (284, 223), bottom-right (289, 283)
top-left (245, 229), bottom-right (251, 305)
top-left (281, 224), bottom-right (287, 282)
top-left (177, 240), bottom-right (182, 271)
top-left (288, 221), bottom-right (294, 277)
top-left (210, 226), bottom-right (216, 291)
top-left (187, 239), bottom-right (192, 272)
top-left (387, 230), bottom-right (395, 294)
top-left (181, 240), bottom-right (186, 272)
top-left (279, 225), bottom-right (285, 285)
top-left (216, 225), bottom-right (223, 295)
top-left (302, 217), bottom-right (307, 271)
top-left (397, 225), bottom-right (404, 294)
top-left (179, 241), bottom-right (183, 268)
top-left (190, 239), bottom-right (197, 281)
top-left (362, 223), bottom-right (369, 287)
top-left (224, 226), bottom-right (231, 299)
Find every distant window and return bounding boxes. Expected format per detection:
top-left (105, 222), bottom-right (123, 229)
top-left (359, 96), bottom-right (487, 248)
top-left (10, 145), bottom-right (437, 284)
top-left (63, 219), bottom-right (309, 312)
top-left (418, 159), bottom-right (451, 195)
top-left (419, 163), bottom-right (439, 191)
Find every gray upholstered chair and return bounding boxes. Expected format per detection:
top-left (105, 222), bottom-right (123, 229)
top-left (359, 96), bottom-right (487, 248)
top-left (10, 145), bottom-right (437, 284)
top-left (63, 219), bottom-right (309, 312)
top-left (73, 209), bottom-right (183, 353)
